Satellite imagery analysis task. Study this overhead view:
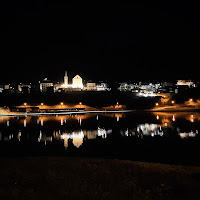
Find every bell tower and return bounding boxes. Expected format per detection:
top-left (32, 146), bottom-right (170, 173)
top-left (64, 71), bottom-right (68, 85)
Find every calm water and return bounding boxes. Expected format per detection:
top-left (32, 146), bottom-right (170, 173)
top-left (0, 112), bottom-right (200, 164)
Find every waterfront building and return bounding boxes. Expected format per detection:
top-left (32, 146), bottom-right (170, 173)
top-left (84, 82), bottom-right (97, 91)
top-left (118, 82), bottom-right (138, 91)
top-left (40, 78), bottom-right (53, 93)
top-left (64, 71), bottom-right (68, 85)
top-left (96, 83), bottom-right (111, 91)
top-left (4, 85), bottom-right (10, 90)
top-left (72, 75), bottom-right (83, 89)
top-left (176, 80), bottom-right (195, 87)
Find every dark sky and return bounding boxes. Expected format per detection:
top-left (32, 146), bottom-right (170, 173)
top-left (0, 1), bottom-right (200, 83)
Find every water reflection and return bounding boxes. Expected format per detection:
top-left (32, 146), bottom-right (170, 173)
top-left (179, 130), bottom-right (198, 139)
top-left (0, 112), bottom-right (200, 154)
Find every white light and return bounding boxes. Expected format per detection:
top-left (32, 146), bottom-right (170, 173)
top-left (41, 119), bottom-right (43, 126)
top-left (24, 119), bottom-right (26, 127)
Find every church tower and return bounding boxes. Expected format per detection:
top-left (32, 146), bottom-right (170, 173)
top-left (64, 71), bottom-right (68, 85)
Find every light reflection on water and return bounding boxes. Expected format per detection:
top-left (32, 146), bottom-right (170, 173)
top-left (0, 112), bottom-right (200, 151)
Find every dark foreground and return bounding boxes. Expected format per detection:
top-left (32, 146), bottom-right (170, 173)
top-left (0, 157), bottom-right (200, 200)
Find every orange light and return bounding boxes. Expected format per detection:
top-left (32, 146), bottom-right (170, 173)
top-left (155, 103), bottom-right (159, 106)
top-left (41, 103), bottom-right (44, 106)
top-left (189, 98), bottom-right (193, 102)
top-left (79, 102), bottom-right (82, 105)
top-left (171, 100), bottom-right (175, 104)
top-left (60, 102), bottom-right (64, 106)
top-left (24, 103), bottom-right (27, 106)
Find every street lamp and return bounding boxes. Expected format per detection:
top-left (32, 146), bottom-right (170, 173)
top-left (41, 103), bottom-right (44, 106)
top-left (171, 100), bottom-right (175, 104)
top-left (79, 102), bottom-right (82, 109)
top-left (24, 102), bottom-right (27, 106)
top-left (155, 103), bottom-right (159, 106)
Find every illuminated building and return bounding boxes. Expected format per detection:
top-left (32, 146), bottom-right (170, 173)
top-left (64, 71), bottom-right (68, 85)
top-left (40, 78), bottom-right (53, 93)
top-left (57, 72), bottom-right (84, 91)
top-left (96, 83), bottom-right (110, 91)
top-left (0, 85), bottom-right (4, 93)
top-left (118, 82), bottom-right (138, 91)
top-left (176, 80), bottom-right (195, 87)
top-left (84, 82), bottom-right (110, 91)
top-left (72, 75), bottom-right (83, 89)
top-left (85, 82), bottom-right (97, 91)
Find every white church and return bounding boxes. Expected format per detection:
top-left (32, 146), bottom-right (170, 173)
top-left (54, 71), bottom-right (110, 92)
top-left (59, 71), bottom-right (83, 91)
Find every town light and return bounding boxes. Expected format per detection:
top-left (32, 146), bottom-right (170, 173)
top-left (155, 103), bottom-right (159, 106)
top-left (189, 98), bottom-right (193, 102)
top-left (24, 103), bottom-right (27, 106)
top-left (171, 100), bottom-right (175, 104)
top-left (60, 102), bottom-right (64, 106)
top-left (41, 103), bottom-right (44, 106)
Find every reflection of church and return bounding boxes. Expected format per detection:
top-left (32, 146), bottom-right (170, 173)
top-left (58, 128), bottom-right (112, 149)
top-left (61, 131), bottom-right (84, 149)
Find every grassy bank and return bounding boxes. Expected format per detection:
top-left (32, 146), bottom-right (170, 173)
top-left (0, 157), bottom-right (200, 200)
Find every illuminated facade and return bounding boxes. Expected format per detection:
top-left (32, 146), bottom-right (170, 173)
top-left (40, 79), bottom-right (53, 93)
top-left (64, 71), bottom-right (68, 85)
top-left (85, 82), bottom-right (97, 91)
top-left (176, 80), bottom-right (195, 87)
top-left (72, 75), bottom-right (83, 89)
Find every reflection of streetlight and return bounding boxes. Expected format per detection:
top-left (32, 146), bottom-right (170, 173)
top-left (116, 102), bottom-right (119, 108)
top-left (79, 102), bottom-right (82, 109)
top-left (190, 115), bottom-right (194, 122)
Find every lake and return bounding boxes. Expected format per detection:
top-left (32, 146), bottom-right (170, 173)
top-left (0, 112), bottom-right (200, 164)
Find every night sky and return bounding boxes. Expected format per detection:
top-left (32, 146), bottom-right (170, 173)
top-left (0, 1), bottom-right (200, 83)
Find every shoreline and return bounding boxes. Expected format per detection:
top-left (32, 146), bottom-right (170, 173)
top-left (2, 107), bottom-right (200, 116)
top-left (0, 109), bottom-right (133, 117)
top-left (0, 157), bottom-right (200, 200)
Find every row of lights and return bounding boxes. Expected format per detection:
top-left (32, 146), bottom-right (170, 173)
top-left (24, 102), bottom-right (83, 106)
top-left (156, 114), bottom-right (195, 123)
top-left (156, 98), bottom-right (194, 106)
top-left (24, 102), bottom-right (120, 107)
